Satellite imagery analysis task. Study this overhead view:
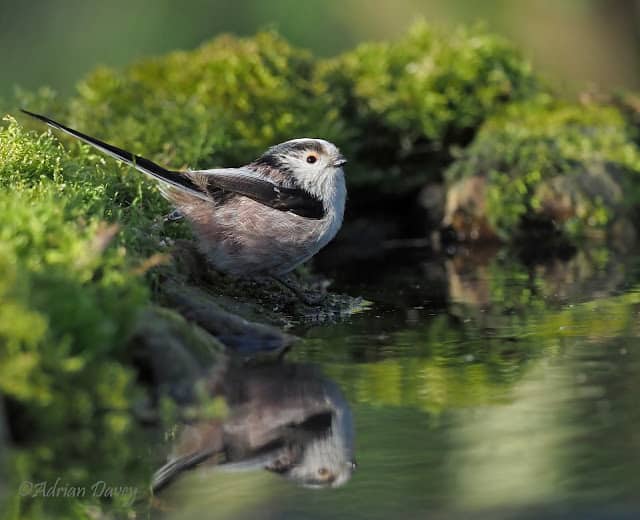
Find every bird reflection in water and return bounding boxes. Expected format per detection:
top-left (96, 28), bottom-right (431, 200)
top-left (152, 362), bottom-right (356, 492)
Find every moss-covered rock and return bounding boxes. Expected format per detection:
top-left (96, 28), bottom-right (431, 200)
top-left (444, 101), bottom-right (640, 244)
top-left (319, 21), bottom-right (542, 191)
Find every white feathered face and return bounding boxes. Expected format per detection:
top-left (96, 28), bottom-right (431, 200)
top-left (259, 138), bottom-right (346, 183)
top-left (282, 138), bottom-right (346, 173)
top-left (282, 139), bottom-right (347, 203)
top-left (252, 138), bottom-right (347, 205)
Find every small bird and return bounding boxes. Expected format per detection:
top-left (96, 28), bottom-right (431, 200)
top-left (21, 109), bottom-right (347, 299)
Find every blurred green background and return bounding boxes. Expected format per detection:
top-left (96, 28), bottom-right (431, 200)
top-left (2, 0), bottom-right (639, 99)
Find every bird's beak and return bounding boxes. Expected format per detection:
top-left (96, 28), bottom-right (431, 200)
top-left (333, 155), bottom-right (347, 168)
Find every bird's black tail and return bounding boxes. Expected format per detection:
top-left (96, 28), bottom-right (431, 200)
top-left (152, 447), bottom-right (222, 493)
top-left (20, 109), bottom-right (205, 197)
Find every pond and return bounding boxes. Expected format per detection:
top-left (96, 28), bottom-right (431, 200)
top-left (151, 245), bottom-right (640, 519)
top-left (5, 245), bottom-right (640, 519)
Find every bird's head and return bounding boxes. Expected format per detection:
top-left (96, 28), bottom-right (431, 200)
top-left (254, 138), bottom-right (347, 196)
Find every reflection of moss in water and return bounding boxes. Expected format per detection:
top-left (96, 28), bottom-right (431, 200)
top-left (4, 422), bottom-right (153, 519)
top-left (538, 291), bottom-right (640, 339)
top-left (331, 359), bottom-right (517, 415)
top-left (317, 317), bottom-right (536, 416)
top-left (307, 265), bottom-right (640, 416)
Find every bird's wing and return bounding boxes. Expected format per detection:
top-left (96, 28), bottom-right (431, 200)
top-left (20, 109), bottom-right (325, 218)
top-left (193, 168), bottom-right (325, 219)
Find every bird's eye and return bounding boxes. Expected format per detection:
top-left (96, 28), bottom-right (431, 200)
top-left (306, 154), bottom-right (318, 164)
top-left (318, 467), bottom-right (329, 477)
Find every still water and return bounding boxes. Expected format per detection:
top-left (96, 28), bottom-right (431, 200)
top-left (153, 247), bottom-right (640, 519)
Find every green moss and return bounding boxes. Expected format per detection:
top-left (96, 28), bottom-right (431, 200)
top-left (446, 102), bottom-right (640, 240)
top-left (67, 31), bottom-right (345, 169)
top-left (319, 21), bottom-right (542, 189)
top-left (0, 117), bottom-right (156, 517)
top-left (0, 117), bottom-right (149, 412)
top-left (22, 24), bottom-right (542, 195)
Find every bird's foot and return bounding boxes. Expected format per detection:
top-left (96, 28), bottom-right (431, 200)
top-left (272, 274), bottom-right (327, 306)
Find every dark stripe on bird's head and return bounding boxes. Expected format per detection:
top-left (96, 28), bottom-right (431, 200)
top-left (252, 152), bottom-right (287, 170)
top-left (255, 139), bottom-right (325, 167)
top-left (269, 139), bottom-right (325, 155)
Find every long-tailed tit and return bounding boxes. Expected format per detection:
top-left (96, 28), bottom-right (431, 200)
top-left (21, 110), bottom-right (347, 296)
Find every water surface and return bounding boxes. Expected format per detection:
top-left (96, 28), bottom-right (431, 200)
top-left (155, 247), bottom-right (640, 519)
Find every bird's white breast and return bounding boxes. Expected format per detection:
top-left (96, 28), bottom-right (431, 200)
top-left (305, 167), bottom-right (346, 251)
top-left (320, 181), bottom-right (346, 249)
